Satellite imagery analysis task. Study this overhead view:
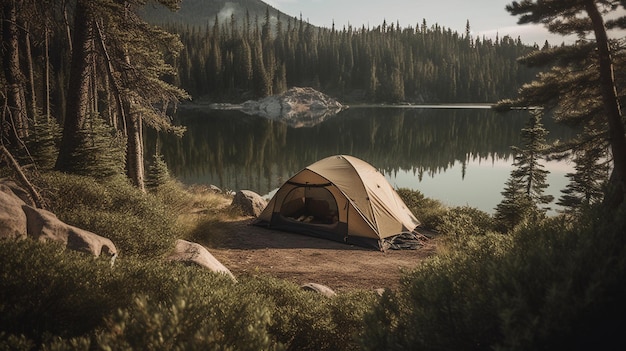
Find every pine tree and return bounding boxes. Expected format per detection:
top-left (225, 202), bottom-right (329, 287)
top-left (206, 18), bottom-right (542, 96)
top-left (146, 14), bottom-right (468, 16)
top-left (494, 175), bottom-right (535, 232)
top-left (495, 109), bottom-right (553, 231)
top-left (514, 110), bottom-right (553, 205)
top-left (145, 153), bottom-right (170, 189)
top-left (69, 113), bottom-right (126, 179)
top-left (506, 0), bottom-right (626, 208)
top-left (557, 130), bottom-right (609, 211)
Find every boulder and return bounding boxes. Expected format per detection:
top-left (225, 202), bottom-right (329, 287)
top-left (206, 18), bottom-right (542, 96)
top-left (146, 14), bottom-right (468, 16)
top-left (301, 282), bottom-right (337, 297)
top-left (0, 180), bottom-right (117, 257)
top-left (22, 206), bottom-right (117, 257)
top-left (208, 184), bottom-right (222, 193)
top-left (374, 288), bottom-right (386, 297)
top-left (2, 180), bottom-right (36, 206)
top-left (230, 190), bottom-right (266, 217)
top-left (0, 183), bottom-right (28, 239)
top-left (167, 239), bottom-right (237, 282)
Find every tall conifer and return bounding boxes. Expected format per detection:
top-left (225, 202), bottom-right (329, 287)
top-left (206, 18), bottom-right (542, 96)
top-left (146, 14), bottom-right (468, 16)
top-left (495, 109), bottom-right (552, 231)
top-left (506, 0), bottom-right (626, 208)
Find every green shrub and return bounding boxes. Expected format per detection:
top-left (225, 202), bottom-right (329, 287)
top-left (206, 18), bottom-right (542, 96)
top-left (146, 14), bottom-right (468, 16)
top-left (363, 204), bottom-right (626, 350)
top-left (37, 172), bottom-right (178, 257)
top-left (493, 206), bottom-right (626, 350)
top-left (241, 275), bottom-right (376, 351)
top-left (436, 205), bottom-right (495, 237)
top-left (0, 240), bottom-right (123, 342)
top-left (0, 237), bottom-right (381, 350)
top-left (396, 188), bottom-right (447, 230)
top-left (95, 281), bottom-right (281, 351)
top-left (0, 239), bottom-right (271, 349)
top-left (362, 233), bottom-right (511, 350)
top-left (0, 332), bottom-right (35, 351)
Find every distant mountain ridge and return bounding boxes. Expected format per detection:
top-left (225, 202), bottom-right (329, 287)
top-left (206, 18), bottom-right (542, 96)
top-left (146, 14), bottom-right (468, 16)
top-left (140, 0), bottom-right (294, 28)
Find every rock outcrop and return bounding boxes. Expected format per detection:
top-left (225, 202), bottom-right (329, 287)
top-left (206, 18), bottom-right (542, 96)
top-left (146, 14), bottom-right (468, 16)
top-left (230, 190), bottom-right (267, 217)
top-left (167, 239), bottom-right (237, 282)
top-left (0, 180), bottom-right (117, 257)
top-left (240, 87), bottom-right (345, 127)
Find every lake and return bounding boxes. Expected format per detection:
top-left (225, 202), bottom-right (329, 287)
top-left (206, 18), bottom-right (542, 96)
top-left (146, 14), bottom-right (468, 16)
top-left (155, 106), bottom-right (575, 214)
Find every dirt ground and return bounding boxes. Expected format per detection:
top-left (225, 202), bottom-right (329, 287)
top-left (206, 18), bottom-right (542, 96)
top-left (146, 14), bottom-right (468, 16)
top-left (206, 217), bottom-right (438, 292)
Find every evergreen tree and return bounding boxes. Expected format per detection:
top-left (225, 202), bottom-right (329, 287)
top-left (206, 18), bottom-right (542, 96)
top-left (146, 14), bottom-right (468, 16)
top-left (55, 0), bottom-right (94, 172)
top-left (557, 131), bottom-right (609, 212)
top-left (515, 110), bottom-right (553, 205)
top-left (495, 110), bottom-right (553, 231)
top-left (145, 153), bottom-right (170, 189)
top-left (68, 113), bottom-right (126, 179)
top-left (54, 0), bottom-right (187, 191)
top-left (506, 0), bottom-right (626, 208)
top-left (494, 175), bottom-right (536, 232)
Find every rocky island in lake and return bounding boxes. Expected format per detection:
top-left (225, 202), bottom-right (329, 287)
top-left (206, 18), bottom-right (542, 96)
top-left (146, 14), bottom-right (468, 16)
top-left (211, 87), bottom-right (346, 128)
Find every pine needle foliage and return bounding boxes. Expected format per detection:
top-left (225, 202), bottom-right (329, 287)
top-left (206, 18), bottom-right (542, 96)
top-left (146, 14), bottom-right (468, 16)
top-left (145, 152), bottom-right (170, 188)
top-left (495, 110), bottom-right (552, 232)
top-left (67, 113), bottom-right (126, 179)
top-left (557, 131), bottom-right (610, 212)
top-left (18, 117), bottom-right (61, 171)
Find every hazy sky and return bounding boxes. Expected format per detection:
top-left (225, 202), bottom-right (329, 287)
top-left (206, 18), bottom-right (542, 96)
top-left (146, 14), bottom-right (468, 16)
top-left (263, 0), bottom-right (579, 45)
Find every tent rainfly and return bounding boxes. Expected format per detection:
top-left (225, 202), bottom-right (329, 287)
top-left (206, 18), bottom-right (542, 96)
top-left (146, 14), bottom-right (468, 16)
top-left (254, 155), bottom-right (421, 249)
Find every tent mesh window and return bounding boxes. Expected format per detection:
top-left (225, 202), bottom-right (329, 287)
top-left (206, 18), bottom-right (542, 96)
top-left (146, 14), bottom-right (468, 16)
top-left (280, 186), bottom-right (339, 225)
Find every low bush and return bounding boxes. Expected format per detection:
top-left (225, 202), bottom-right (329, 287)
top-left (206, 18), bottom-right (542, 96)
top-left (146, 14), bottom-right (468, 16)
top-left (0, 240), bottom-right (375, 351)
top-left (435, 205), bottom-right (496, 237)
top-left (0, 240), bottom-right (125, 343)
top-left (242, 275), bottom-right (378, 351)
top-left (362, 204), bottom-right (626, 350)
top-left (36, 172), bottom-right (178, 257)
top-left (396, 188), bottom-right (447, 230)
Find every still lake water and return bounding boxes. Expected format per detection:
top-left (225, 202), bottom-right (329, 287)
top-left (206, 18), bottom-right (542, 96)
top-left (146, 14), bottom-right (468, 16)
top-left (157, 106), bottom-right (575, 214)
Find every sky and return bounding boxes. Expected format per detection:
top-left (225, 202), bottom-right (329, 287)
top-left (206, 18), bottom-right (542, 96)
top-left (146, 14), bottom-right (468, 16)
top-left (262, 0), bottom-right (590, 45)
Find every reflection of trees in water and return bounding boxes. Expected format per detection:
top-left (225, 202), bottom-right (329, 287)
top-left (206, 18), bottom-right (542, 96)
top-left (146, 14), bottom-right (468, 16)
top-left (151, 108), bottom-right (574, 194)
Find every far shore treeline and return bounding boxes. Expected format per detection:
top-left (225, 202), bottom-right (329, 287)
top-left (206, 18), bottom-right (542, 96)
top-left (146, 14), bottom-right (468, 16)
top-left (166, 9), bottom-right (540, 103)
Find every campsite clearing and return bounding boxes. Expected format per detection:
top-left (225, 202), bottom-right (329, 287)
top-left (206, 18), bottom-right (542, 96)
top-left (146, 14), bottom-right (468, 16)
top-left (205, 217), bottom-right (438, 292)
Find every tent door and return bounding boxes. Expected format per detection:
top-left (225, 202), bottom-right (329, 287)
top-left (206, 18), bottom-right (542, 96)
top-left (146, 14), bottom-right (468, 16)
top-left (278, 186), bottom-right (340, 226)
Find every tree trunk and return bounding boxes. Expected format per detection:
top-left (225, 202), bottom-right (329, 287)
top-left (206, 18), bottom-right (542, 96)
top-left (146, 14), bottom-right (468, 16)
top-left (94, 20), bottom-right (124, 130)
top-left (44, 25), bottom-right (51, 122)
top-left (125, 109), bottom-right (145, 192)
top-left (1, 0), bottom-right (27, 146)
top-left (62, 0), bottom-right (72, 54)
top-left (20, 19), bottom-right (37, 124)
top-left (55, 0), bottom-right (94, 171)
top-left (585, 0), bottom-right (626, 208)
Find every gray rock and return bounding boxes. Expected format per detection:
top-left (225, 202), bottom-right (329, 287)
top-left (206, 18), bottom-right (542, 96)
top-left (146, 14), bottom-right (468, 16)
top-left (230, 190), bottom-right (267, 217)
top-left (0, 181), bottom-right (117, 257)
top-left (0, 184), bottom-right (28, 239)
top-left (208, 184), bottom-right (222, 193)
top-left (22, 206), bottom-right (117, 257)
top-left (301, 282), bottom-right (337, 297)
top-left (167, 239), bottom-right (237, 282)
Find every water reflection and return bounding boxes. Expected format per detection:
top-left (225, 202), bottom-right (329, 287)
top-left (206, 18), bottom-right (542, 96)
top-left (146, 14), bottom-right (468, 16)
top-left (152, 107), bottom-right (574, 213)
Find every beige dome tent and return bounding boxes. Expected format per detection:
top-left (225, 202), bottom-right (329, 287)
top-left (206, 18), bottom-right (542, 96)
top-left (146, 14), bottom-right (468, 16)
top-left (254, 155), bottom-right (421, 249)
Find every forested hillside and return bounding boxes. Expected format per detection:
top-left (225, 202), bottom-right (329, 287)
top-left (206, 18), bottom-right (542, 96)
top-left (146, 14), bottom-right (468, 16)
top-left (142, 0), bottom-right (540, 103)
top-left (140, 0), bottom-right (285, 28)
top-left (172, 13), bottom-right (538, 102)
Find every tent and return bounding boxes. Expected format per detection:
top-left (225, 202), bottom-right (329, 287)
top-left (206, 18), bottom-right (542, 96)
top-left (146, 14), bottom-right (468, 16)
top-left (254, 155), bottom-right (421, 249)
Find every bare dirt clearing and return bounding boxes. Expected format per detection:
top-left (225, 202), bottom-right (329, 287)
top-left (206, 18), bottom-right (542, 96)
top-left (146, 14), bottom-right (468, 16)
top-left (205, 216), bottom-right (438, 292)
